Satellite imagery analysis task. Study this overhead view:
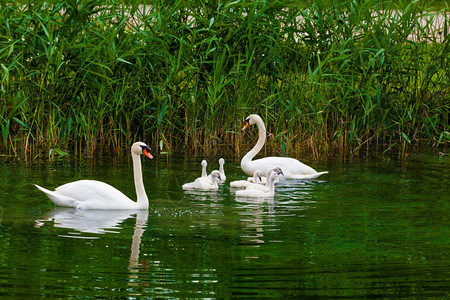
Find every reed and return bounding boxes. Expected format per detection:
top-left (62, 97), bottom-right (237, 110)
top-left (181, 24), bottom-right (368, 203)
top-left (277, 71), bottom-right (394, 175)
top-left (1, 0), bottom-right (448, 159)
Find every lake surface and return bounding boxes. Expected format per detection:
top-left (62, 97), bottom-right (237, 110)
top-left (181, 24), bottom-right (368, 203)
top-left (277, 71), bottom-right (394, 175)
top-left (0, 152), bottom-right (449, 298)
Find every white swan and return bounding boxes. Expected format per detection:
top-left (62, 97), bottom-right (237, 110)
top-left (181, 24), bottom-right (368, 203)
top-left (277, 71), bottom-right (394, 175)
top-left (182, 170), bottom-right (222, 190)
top-left (207, 158), bottom-right (226, 183)
top-left (34, 142), bottom-right (153, 210)
top-left (241, 114), bottom-right (328, 179)
top-left (200, 160), bottom-right (208, 177)
top-left (235, 170), bottom-right (282, 198)
top-left (230, 170), bottom-right (263, 189)
top-left (218, 158), bottom-right (226, 182)
top-left (246, 167), bottom-right (283, 191)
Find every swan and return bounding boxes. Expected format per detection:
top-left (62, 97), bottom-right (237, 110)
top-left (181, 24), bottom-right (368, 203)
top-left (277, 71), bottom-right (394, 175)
top-left (182, 170), bottom-right (222, 190)
top-left (218, 158), bottom-right (226, 182)
top-left (230, 170), bottom-right (263, 189)
top-left (246, 166), bottom-right (282, 185)
top-left (34, 142), bottom-right (153, 210)
top-left (200, 160), bottom-right (208, 178)
top-left (246, 167), bottom-right (283, 191)
top-left (235, 170), bottom-right (282, 198)
top-left (208, 158), bottom-right (226, 183)
top-left (241, 114), bottom-right (328, 179)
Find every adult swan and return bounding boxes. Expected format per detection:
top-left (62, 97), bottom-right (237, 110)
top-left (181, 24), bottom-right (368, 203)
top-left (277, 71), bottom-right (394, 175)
top-left (35, 142), bottom-right (154, 210)
top-left (241, 114), bottom-right (328, 179)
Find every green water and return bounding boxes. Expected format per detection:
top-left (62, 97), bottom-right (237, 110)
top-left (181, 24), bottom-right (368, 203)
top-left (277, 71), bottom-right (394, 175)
top-left (0, 153), bottom-right (449, 298)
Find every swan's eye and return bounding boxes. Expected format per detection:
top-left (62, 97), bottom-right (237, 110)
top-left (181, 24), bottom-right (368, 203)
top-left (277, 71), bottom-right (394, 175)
top-left (140, 145), bottom-right (151, 153)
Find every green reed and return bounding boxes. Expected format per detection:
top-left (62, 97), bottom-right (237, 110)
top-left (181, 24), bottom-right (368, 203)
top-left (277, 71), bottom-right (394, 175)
top-left (0, 0), bottom-right (448, 158)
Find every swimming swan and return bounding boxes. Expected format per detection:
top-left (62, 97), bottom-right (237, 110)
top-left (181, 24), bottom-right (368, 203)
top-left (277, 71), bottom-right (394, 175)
top-left (235, 170), bottom-right (283, 198)
top-left (182, 170), bottom-right (222, 190)
top-left (241, 114), bottom-right (328, 179)
top-left (200, 160), bottom-right (208, 178)
top-left (246, 167), bottom-right (283, 192)
top-left (230, 170), bottom-right (263, 189)
top-left (218, 158), bottom-right (226, 182)
top-left (34, 142), bottom-right (154, 210)
top-left (208, 158), bottom-right (226, 183)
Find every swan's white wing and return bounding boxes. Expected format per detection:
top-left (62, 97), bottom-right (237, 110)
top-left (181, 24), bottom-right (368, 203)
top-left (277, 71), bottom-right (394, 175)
top-left (56, 180), bottom-right (131, 201)
top-left (35, 184), bottom-right (79, 208)
top-left (243, 156), bottom-right (318, 178)
top-left (182, 177), bottom-right (218, 191)
top-left (246, 183), bottom-right (270, 192)
top-left (37, 180), bottom-right (136, 209)
top-left (230, 180), bottom-right (252, 188)
top-left (235, 188), bottom-right (270, 198)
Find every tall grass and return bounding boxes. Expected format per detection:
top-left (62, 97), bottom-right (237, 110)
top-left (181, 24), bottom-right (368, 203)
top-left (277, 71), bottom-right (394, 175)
top-left (1, 0), bottom-right (448, 159)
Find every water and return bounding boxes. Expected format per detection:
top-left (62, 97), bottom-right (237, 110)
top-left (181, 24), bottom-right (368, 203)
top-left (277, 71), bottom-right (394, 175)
top-left (0, 153), bottom-right (449, 298)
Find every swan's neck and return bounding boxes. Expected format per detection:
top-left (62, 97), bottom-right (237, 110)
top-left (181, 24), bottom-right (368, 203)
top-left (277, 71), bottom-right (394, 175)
top-left (242, 118), bottom-right (266, 166)
top-left (132, 153), bottom-right (148, 209)
top-left (253, 173), bottom-right (260, 183)
top-left (265, 168), bottom-right (274, 186)
top-left (202, 165), bottom-right (207, 177)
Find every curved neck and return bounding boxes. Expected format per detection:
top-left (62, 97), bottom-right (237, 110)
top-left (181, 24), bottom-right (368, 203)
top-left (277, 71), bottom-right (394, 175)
top-left (253, 172), bottom-right (260, 183)
top-left (211, 175), bottom-right (219, 185)
top-left (132, 153), bottom-right (148, 209)
top-left (202, 165), bottom-right (207, 177)
top-left (242, 117), bottom-right (266, 164)
top-left (265, 168), bottom-right (275, 186)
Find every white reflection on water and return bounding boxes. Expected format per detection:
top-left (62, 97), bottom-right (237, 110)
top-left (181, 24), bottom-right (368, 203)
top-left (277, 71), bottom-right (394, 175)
top-left (234, 178), bottom-right (323, 249)
top-left (36, 208), bottom-right (149, 297)
top-left (35, 208), bottom-right (144, 236)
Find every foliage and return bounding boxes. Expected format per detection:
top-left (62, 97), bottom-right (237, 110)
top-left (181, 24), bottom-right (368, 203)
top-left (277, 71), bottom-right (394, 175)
top-left (0, 0), bottom-right (448, 158)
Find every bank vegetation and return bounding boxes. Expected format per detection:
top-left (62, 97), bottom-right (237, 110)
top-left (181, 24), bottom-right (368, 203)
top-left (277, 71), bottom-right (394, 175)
top-left (1, 0), bottom-right (449, 159)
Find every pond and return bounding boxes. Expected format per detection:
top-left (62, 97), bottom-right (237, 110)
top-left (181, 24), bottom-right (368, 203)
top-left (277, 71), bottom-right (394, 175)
top-left (0, 152), bottom-right (449, 298)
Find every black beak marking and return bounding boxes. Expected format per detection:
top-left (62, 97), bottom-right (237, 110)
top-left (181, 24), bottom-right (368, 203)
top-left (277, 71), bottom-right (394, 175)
top-left (140, 145), bottom-right (151, 153)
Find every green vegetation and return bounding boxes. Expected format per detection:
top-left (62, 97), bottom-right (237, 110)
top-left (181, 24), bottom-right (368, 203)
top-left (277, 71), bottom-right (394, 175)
top-left (1, 0), bottom-right (449, 158)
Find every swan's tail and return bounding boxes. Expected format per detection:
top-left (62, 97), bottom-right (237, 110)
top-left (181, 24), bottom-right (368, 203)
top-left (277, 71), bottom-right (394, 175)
top-left (34, 184), bottom-right (78, 207)
top-left (292, 171), bottom-right (328, 180)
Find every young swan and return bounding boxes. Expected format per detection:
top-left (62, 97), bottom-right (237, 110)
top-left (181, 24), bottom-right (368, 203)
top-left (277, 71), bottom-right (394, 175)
top-left (208, 158), bottom-right (226, 183)
top-left (246, 167), bottom-right (283, 192)
top-left (235, 170), bottom-right (283, 198)
top-left (230, 170), bottom-right (263, 189)
top-left (182, 170), bottom-right (222, 191)
top-left (218, 158), bottom-right (226, 182)
top-left (201, 160), bottom-right (208, 177)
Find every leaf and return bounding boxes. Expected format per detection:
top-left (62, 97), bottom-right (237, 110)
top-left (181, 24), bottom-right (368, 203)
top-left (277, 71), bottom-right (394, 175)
top-left (117, 57), bottom-right (134, 65)
top-left (401, 132), bottom-right (411, 144)
top-left (12, 117), bottom-right (29, 129)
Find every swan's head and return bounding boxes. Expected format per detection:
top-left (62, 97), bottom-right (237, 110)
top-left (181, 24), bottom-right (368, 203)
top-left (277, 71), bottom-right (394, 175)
top-left (269, 170), bottom-right (280, 181)
top-left (273, 167), bottom-right (284, 176)
top-left (201, 160), bottom-right (207, 167)
top-left (131, 142), bottom-right (153, 159)
top-left (210, 170), bottom-right (222, 181)
top-left (254, 170), bottom-right (263, 181)
top-left (242, 114), bottom-right (262, 131)
top-left (219, 158), bottom-right (225, 165)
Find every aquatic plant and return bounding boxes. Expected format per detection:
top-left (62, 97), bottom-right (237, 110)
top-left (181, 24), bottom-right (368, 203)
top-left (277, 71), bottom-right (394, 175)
top-left (0, 0), bottom-right (448, 158)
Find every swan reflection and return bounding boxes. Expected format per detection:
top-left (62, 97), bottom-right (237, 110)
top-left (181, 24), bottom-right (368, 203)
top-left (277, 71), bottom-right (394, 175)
top-left (36, 208), bottom-right (148, 296)
top-left (35, 208), bottom-right (146, 236)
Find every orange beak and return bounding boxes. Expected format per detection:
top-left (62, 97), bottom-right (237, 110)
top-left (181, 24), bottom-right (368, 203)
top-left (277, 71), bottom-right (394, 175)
top-left (143, 148), bottom-right (153, 159)
top-left (241, 121), bottom-right (249, 132)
